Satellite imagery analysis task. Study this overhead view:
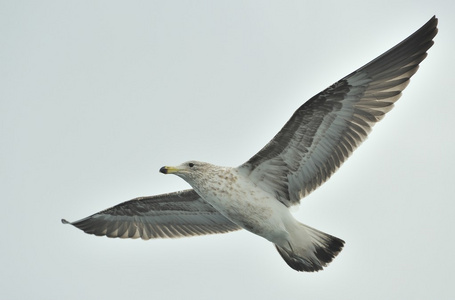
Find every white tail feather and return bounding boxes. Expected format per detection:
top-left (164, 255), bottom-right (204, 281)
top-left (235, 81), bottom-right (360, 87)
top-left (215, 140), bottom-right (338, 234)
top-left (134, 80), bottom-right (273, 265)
top-left (275, 224), bottom-right (344, 272)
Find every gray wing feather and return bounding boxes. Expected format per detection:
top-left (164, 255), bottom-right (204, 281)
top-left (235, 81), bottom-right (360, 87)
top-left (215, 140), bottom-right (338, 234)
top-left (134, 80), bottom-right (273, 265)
top-left (238, 17), bottom-right (438, 207)
top-left (62, 189), bottom-right (241, 239)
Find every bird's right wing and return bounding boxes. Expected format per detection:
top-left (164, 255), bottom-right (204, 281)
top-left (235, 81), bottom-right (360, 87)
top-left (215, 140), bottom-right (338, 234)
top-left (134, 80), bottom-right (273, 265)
top-left (238, 16), bottom-right (437, 207)
top-left (62, 189), bottom-right (241, 239)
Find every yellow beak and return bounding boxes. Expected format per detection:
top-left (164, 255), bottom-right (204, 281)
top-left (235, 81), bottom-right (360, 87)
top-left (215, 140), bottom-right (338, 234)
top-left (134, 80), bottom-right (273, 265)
top-left (159, 166), bottom-right (179, 174)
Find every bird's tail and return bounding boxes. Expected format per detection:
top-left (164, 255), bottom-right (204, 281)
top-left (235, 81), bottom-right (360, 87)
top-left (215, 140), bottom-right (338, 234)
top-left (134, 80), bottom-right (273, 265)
top-left (275, 224), bottom-right (344, 272)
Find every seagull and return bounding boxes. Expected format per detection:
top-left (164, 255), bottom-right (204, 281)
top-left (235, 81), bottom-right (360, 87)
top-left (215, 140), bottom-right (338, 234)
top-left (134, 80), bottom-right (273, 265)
top-left (62, 17), bottom-right (438, 272)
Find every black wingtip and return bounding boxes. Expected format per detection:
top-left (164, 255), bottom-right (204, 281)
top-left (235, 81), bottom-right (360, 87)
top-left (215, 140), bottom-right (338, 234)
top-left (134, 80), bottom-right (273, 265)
top-left (61, 218), bottom-right (70, 224)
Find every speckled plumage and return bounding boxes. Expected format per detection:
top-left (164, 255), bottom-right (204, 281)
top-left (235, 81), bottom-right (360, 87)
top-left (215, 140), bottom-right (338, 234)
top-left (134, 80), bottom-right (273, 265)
top-left (63, 17), bottom-right (438, 272)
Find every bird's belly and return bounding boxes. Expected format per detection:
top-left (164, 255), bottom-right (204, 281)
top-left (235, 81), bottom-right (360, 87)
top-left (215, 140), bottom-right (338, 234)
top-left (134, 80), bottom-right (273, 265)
top-left (199, 186), bottom-right (291, 241)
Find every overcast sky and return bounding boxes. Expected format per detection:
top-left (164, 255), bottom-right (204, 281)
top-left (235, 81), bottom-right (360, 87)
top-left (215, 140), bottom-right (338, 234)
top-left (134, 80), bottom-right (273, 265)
top-left (2, 1), bottom-right (454, 299)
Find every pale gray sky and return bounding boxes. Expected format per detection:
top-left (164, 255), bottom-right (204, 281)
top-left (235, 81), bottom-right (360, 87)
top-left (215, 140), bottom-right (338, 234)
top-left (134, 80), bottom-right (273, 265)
top-left (2, 1), bottom-right (454, 299)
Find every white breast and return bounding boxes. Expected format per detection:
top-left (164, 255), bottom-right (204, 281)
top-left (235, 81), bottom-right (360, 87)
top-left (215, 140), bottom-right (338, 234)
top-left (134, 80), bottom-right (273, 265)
top-left (192, 167), bottom-right (294, 243)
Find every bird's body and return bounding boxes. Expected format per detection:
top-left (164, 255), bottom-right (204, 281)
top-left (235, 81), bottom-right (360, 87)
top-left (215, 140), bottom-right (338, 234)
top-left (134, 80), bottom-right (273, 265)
top-left (63, 17), bottom-right (438, 272)
top-left (161, 162), bottom-right (343, 271)
top-left (184, 164), bottom-right (282, 237)
top-left (171, 163), bottom-right (294, 243)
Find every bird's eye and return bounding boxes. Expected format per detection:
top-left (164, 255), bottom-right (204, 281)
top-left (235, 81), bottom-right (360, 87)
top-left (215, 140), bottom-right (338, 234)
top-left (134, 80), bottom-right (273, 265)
top-left (188, 163), bottom-right (194, 168)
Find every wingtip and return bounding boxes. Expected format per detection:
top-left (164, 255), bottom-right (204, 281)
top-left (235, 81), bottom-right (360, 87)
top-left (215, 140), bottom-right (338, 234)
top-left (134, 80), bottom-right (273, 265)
top-left (61, 218), bottom-right (70, 224)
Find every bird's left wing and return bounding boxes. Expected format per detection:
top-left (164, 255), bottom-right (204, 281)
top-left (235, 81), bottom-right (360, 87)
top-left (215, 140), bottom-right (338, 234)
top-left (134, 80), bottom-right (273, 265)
top-left (238, 17), bottom-right (438, 207)
top-left (62, 189), bottom-right (241, 239)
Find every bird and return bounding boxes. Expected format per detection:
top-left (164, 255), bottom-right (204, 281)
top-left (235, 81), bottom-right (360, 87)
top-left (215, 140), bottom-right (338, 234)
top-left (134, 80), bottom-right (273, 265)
top-left (62, 16), bottom-right (438, 272)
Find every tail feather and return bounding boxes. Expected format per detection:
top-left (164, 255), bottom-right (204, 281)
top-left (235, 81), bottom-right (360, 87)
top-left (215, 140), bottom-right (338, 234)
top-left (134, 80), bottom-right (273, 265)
top-left (275, 225), bottom-right (345, 272)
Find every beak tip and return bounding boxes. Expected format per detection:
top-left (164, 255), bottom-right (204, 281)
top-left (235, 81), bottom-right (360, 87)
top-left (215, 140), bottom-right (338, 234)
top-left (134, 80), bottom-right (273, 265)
top-left (159, 166), bottom-right (167, 174)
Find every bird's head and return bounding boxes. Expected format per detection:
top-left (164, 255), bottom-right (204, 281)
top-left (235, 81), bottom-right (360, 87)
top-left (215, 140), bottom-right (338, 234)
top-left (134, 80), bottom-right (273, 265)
top-left (160, 161), bottom-right (211, 182)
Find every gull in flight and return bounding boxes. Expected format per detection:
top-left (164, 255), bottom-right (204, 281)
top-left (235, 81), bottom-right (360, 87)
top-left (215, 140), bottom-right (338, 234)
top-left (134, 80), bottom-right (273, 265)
top-left (63, 17), bottom-right (438, 272)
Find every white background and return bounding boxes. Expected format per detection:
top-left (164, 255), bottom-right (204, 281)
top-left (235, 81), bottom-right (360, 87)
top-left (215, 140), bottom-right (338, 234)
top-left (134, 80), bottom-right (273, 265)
top-left (2, 1), bottom-right (454, 299)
